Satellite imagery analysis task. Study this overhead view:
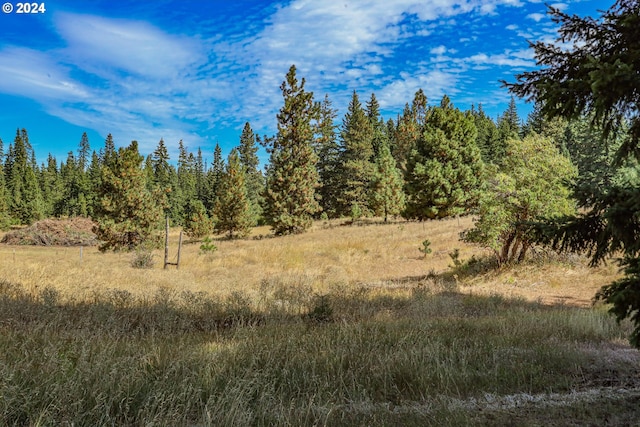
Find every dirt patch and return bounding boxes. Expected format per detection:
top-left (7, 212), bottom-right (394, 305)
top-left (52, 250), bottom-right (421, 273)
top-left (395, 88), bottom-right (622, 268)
top-left (0, 217), bottom-right (99, 246)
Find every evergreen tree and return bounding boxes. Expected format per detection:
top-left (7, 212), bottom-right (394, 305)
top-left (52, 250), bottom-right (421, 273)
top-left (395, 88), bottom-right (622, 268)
top-left (151, 138), bottom-right (179, 222)
top-left (366, 93), bottom-right (386, 159)
top-left (77, 132), bottom-right (91, 172)
top-left (0, 138), bottom-right (9, 228)
top-left (494, 96), bottom-right (521, 164)
top-left (391, 104), bottom-right (420, 172)
top-left (370, 140), bottom-right (405, 222)
top-left (204, 143), bottom-right (224, 216)
top-left (195, 148), bottom-right (206, 203)
top-left (505, 0), bottom-right (640, 346)
top-left (404, 96), bottom-right (484, 219)
top-left (263, 65), bottom-right (321, 234)
top-left (5, 129), bottom-right (44, 224)
top-left (75, 133), bottom-right (91, 216)
top-left (40, 154), bottom-right (61, 217)
top-left (87, 151), bottom-right (102, 216)
top-left (171, 140), bottom-right (196, 225)
top-left (183, 199), bottom-right (213, 239)
top-left (522, 103), bottom-right (569, 151)
top-left (214, 149), bottom-right (252, 238)
top-left (101, 134), bottom-right (117, 169)
top-left (337, 91), bottom-right (375, 217)
top-left (470, 104), bottom-right (501, 164)
top-left (315, 94), bottom-right (341, 218)
top-left (238, 122), bottom-right (264, 225)
top-left (93, 141), bottom-right (162, 251)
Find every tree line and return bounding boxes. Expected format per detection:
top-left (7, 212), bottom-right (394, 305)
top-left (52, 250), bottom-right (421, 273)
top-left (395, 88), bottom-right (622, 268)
top-left (0, 66), bottom-right (607, 260)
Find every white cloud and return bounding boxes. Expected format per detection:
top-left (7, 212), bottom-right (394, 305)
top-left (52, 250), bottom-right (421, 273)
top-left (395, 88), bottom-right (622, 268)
top-left (464, 51), bottom-right (535, 67)
top-left (55, 13), bottom-right (203, 79)
top-left (377, 69), bottom-right (459, 108)
top-left (0, 0), bottom-right (548, 156)
top-left (430, 45), bottom-right (448, 55)
top-left (0, 47), bottom-right (89, 100)
top-left (527, 12), bottom-right (546, 22)
top-left (506, 24), bottom-right (519, 30)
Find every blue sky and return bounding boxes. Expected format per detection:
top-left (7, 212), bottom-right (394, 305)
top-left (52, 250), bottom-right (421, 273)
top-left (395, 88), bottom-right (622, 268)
top-left (0, 0), bottom-right (610, 165)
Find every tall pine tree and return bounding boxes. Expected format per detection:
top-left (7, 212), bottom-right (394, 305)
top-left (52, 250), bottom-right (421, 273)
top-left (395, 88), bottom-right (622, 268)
top-left (238, 122), bottom-right (264, 225)
top-left (315, 94), bottom-right (341, 218)
top-left (337, 91), bottom-right (375, 218)
top-left (370, 140), bottom-right (405, 222)
top-left (214, 149), bottom-right (253, 238)
top-left (93, 141), bottom-right (162, 251)
top-left (404, 96), bottom-right (484, 219)
top-left (264, 65), bottom-right (321, 234)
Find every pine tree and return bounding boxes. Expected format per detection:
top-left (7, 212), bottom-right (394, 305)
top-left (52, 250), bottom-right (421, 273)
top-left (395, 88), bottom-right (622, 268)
top-left (404, 96), bottom-right (484, 219)
top-left (93, 141), bottom-right (162, 251)
top-left (495, 96), bottom-right (521, 164)
top-left (470, 104), bottom-right (501, 164)
top-left (101, 134), bottom-right (117, 169)
top-left (391, 104), bottom-right (420, 172)
top-left (77, 132), bottom-right (91, 172)
top-left (75, 133), bottom-right (91, 216)
top-left (214, 149), bottom-right (252, 238)
top-left (40, 153), bottom-right (61, 217)
top-left (204, 143), bottom-right (224, 216)
top-left (315, 94), bottom-right (341, 218)
top-left (5, 129), bottom-right (44, 224)
top-left (370, 140), bottom-right (405, 222)
top-left (87, 151), bottom-right (102, 216)
top-left (183, 199), bottom-right (213, 239)
top-left (337, 91), bottom-right (375, 217)
top-left (264, 65), bottom-right (321, 235)
top-left (151, 138), bottom-right (179, 222)
top-left (176, 140), bottom-right (196, 224)
top-left (505, 0), bottom-right (640, 346)
top-left (0, 138), bottom-right (9, 228)
top-left (238, 122), bottom-right (264, 225)
top-left (195, 147), bottom-right (206, 203)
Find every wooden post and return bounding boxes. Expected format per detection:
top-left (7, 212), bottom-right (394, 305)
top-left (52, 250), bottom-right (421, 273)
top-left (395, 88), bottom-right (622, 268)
top-left (176, 231), bottom-right (183, 269)
top-left (80, 246), bottom-right (83, 261)
top-left (163, 216), bottom-right (182, 270)
top-left (164, 216), bottom-right (170, 270)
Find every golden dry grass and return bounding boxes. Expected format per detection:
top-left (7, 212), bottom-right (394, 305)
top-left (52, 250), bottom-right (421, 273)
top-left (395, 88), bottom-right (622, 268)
top-left (0, 216), bottom-right (620, 305)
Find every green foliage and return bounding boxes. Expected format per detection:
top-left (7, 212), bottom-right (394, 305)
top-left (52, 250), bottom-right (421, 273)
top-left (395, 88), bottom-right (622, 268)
top-left (404, 96), bottom-right (484, 220)
top-left (238, 122), bottom-right (264, 226)
top-left (214, 149), bottom-right (253, 239)
top-left (448, 248), bottom-right (462, 267)
top-left (419, 239), bottom-right (432, 257)
top-left (264, 65), bottom-right (321, 235)
top-left (463, 134), bottom-right (577, 265)
top-left (470, 104), bottom-right (501, 165)
top-left (198, 236), bottom-right (218, 254)
top-left (370, 140), bottom-right (405, 222)
top-left (93, 141), bottom-right (163, 252)
top-left (5, 129), bottom-right (45, 224)
top-left (506, 1), bottom-right (640, 346)
top-left (337, 91), bottom-right (376, 217)
top-left (183, 199), bottom-right (213, 239)
top-left (315, 94), bottom-right (341, 218)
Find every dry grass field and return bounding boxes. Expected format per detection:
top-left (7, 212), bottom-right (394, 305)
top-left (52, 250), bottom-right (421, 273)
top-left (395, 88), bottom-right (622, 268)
top-left (1, 216), bottom-right (638, 426)
top-left (0, 216), bottom-right (619, 305)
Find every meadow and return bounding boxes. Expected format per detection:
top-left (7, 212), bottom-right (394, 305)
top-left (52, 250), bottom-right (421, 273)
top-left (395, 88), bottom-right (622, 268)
top-left (1, 217), bottom-right (639, 426)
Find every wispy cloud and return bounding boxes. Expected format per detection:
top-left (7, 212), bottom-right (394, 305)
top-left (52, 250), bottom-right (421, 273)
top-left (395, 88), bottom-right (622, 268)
top-left (0, 0), bottom-right (551, 157)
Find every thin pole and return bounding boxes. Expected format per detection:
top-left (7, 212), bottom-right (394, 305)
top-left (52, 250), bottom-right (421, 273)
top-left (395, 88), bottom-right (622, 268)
top-left (176, 231), bottom-right (183, 270)
top-left (164, 216), bottom-right (169, 269)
